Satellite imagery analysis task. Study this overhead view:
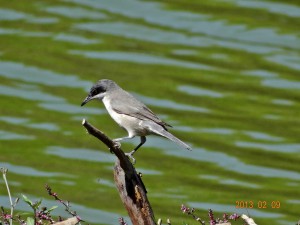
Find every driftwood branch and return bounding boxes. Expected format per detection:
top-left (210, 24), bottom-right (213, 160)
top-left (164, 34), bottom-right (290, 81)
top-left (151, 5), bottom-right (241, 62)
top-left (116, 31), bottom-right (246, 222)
top-left (53, 217), bottom-right (80, 225)
top-left (82, 119), bottom-right (156, 225)
top-left (242, 214), bottom-right (258, 225)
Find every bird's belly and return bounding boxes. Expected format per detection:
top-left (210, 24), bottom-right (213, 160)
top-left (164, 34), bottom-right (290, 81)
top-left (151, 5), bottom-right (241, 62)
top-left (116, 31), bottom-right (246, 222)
top-left (117, 114), bottom-right (149, 136)
top-left (103, 98), bottom-right (150, 137)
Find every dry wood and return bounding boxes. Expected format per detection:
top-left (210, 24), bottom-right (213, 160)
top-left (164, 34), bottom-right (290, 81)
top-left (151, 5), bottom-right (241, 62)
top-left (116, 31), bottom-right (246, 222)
top-left (53, 217), bottom-right (79, 225)
top-left (242, 214), bottom-right (258, 225)
top-left (82, 119), bottom-right (156, 225)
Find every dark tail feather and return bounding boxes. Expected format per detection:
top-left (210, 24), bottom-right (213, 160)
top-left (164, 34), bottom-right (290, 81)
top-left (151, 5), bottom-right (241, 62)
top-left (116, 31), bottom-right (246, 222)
top-left (157, 129), bottom-right (192, 150)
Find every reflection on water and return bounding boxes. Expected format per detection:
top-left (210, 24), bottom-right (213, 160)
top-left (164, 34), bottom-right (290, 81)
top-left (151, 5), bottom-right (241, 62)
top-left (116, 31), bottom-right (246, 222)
top-left (136, 168), bottom-right (162, 175)
top-left (232, 0), bottom-right (300, 17)
top-left (200, 175), bottom-right (260, 188)
top-left (0, 116), bottom-right (60, 131)
top-left (262, 78), bottom-right (300, 89)
top-left (178, 85), bottom-right (223, 98)
top-left (242, 70), bottom-right (278, 78)
top-left (39, 102), bottom-right (104, 114)
top-left (44, 6), bottom-right (107, 19)
top-left (147, 137), bottom-right (300, 180)
top-left (69, 50), bottom-right (214, 70)
top-left (0, 162), bottom-right (72, 177)
top-left (0, 8), bottom-right (58, 24)
top-left (0, 28), bottom-right (50, 37)
top-left (172, 49), bottom-right (198, 56)
top-left (69, 0), bottom-right (300, 49)
top-left (134, 93), bottom-right (210, 113)
top-left (177, 126), bottom-right (235, 135)
top-left (54, 33), bottom-right (100, 45)
top-left (242, 69), bottom-right (300, 89)
top-left (96, 178), bottom-right (115, 188)
top-left (66, 0), bottom-right (208, 28)
top-left (74, 22), bottom-right (282, 54)
top-left (235, 141), bottom-right (300, 153)
top-left (200, 128), bottom-right (234, 135)
top-left (0, 84), bottom-right (65, 102)
top-left (243, 131), bottom-right (284, 141)
top-left (0, 8), bottom-right (28, 21)
top-left (0, 61), bottom-right (92, 88)
top-left (26, 123), bottom-right (60, 131)
top-left (288, 200), bottom-right (300, 204)
top-left (0, 180), bottom-right (21, 187)
top-left (46, 146), bottom-right (115, 163)
top-left (48, 179), bottom-right (76, 186)
top-left (150, 193), bottom-right (187, 200)
top-left (272, 99), bottom-right (294, 106)
top-left (267, 53), bottom-right (300, 71)
top-left (75, 22), bottom-right (211, 47)
top-left (0, 130), bottom-right (35, 140)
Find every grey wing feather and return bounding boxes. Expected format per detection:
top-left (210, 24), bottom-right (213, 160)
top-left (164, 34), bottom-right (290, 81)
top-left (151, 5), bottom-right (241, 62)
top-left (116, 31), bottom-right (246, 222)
top-left (110, 90), bottom-right (171, 130)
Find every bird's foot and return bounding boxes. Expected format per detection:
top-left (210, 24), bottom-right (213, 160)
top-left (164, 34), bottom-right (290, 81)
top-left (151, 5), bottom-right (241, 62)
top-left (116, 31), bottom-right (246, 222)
top-left (125, 151), bottom-right (136, 164)
top-left (109, 140), bottom-right (121, 154)
top-left (112, 139), bottom-right (121, 148)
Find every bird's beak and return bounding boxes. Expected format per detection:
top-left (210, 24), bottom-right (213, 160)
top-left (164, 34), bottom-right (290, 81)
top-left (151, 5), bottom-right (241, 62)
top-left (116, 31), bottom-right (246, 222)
top-left (81, 95), bottom-right (92, 107)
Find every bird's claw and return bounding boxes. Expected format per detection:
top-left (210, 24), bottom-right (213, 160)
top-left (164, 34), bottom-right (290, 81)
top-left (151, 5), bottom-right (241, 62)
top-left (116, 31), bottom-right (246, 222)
top-left (109, 140), bottom-right (121, 154)
top-left (112, 140), bottom-right (121, 148)
top-left (125, 151), bottom-right (136, 164)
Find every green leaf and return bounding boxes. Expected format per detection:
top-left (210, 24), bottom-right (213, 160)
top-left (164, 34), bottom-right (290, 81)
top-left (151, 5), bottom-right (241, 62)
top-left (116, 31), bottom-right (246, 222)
top-left (33, 199), bottom-right (42, 210)
top-left (45, 206), bottom-right (58, 213)
top-left (26, 217), bottom-right (34, 225)
top-left (22, 194), bottom-right (33, 207)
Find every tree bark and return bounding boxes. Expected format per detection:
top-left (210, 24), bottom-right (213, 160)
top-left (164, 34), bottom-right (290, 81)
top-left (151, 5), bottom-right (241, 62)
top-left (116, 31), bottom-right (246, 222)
top-left (82, 119), bottom-right (156, 225)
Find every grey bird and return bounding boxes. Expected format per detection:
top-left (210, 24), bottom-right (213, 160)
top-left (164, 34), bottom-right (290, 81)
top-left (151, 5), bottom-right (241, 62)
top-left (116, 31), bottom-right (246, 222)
top-left (81, 79), bottom-right (191, 162)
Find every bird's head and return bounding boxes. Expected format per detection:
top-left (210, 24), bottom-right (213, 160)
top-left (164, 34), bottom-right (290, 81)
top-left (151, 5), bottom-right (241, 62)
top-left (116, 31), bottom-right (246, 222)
top-left (81, 79), bottom-right (115, 106)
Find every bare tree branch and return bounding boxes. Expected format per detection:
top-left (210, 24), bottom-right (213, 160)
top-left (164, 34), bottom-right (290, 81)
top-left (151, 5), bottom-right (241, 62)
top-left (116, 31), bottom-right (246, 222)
top-left (82, 119), bottom-right (156, 225)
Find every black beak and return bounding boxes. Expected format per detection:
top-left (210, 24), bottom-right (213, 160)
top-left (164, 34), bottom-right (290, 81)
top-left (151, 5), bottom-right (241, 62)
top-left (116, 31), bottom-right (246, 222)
top-left (81, 95), bottom-right (92, 107)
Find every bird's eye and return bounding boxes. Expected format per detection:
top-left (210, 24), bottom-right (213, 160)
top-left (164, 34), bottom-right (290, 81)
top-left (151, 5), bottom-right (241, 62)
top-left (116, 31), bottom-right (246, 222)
top-left (91, 89), bottom-right (99, 96)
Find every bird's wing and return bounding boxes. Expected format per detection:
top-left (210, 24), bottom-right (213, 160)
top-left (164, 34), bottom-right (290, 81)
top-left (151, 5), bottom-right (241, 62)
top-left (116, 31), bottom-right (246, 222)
top-left (110, 91), bottom-right (172, 130)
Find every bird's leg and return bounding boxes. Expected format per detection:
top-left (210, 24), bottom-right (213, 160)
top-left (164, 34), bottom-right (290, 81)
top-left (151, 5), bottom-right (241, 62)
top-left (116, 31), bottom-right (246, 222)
top-left (125, 136), bottom-right (146, 164)
top-left (109, 136), bottom-right (132, 154)
top-left (113, 136), bottom-right (132, 148)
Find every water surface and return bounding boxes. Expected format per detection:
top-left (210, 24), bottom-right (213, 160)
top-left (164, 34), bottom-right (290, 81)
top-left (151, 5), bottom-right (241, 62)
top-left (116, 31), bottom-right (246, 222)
top-left (0, 0), bottom-right (299, 224)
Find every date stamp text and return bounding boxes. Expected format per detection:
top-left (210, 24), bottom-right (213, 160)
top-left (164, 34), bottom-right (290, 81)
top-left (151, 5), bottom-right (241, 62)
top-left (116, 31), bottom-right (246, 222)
top-left (235, 200), bottom-right (280, 209)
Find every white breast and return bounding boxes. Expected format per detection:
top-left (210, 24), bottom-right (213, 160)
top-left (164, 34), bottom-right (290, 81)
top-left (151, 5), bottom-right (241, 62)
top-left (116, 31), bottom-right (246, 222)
top-left (102, 96), bottom-right (124, 125)
top-left (102, 96), bottom-right (150, 137)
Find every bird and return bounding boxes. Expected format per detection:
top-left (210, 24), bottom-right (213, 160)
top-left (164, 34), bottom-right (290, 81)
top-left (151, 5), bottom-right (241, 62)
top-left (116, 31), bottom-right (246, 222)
top-left (81, 79), bottom-right (191, 162)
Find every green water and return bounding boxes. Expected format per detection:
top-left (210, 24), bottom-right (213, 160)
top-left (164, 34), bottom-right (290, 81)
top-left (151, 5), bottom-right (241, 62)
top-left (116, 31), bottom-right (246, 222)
top-left (0, 0), bottom-right (299, 224)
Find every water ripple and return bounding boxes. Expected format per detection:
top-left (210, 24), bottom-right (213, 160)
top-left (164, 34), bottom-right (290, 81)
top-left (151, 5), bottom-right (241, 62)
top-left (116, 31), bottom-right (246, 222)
top-left (146, 137), bottom-right (300, 180)
top-left (0, 130), bottom-right (35, 140)
top-left (44, 6), bottom-right (107, 19)
top-left (134, 93), bottom-right (210, 113)
top-left (178, 85), bottom-right (223, 98)
top-left (69, 0), bottom-right (300, 50)
top-left (232, 0), bottom-right (300, 17)
top-left (0, 162), bottom-right (73, 177)
top-left (235, 142), bottom-right (300, 153)
top-left (0, 61), bottom-right (92, 88)
top-left (46, 146), bottom-right (115, 163)
top-left (69, 50), bottom-right (214, 70)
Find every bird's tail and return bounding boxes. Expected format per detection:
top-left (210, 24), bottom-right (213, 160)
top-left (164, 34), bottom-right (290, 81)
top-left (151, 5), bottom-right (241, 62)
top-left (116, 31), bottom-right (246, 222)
top-left (155, 129), bottom-right (192, 150)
